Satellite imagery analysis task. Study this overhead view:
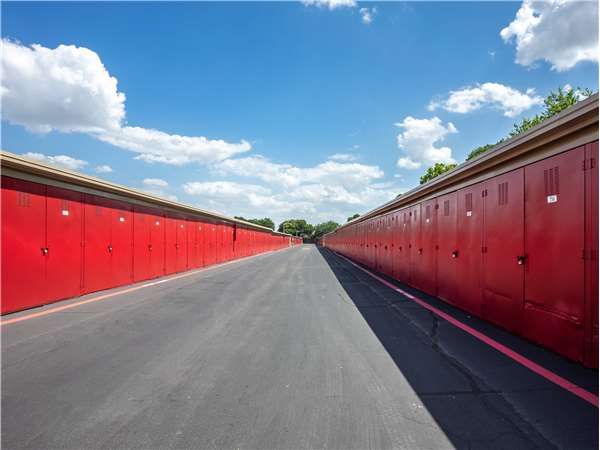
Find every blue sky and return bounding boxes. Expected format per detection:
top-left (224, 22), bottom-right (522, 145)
top-left (2, 1), bottom-right (598, 225)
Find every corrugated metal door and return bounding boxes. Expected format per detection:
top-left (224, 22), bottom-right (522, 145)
top-left (165, 216), bottom-right (178, 275)
top-left (1, 177), bottom-right (47, 313)
top-left (482, 169), bottom-right (525, 333)
top-left (110, 201), bottom-right (133, 287)
top-left (150, 214), bottom-right (165, 278)
top-left (133, 207), bottom-right (152, 282)
top-left (455, 184), bottom-right (483, 316)
top-left (584, 141), bottom-right (598, 367)
top-left (396, 209), bottom-right (410, 283)
top-left (524, 147), bottom-right (585, 362)
top-left (417, 199), bottom-right (437, 296)
top-left (436, 192), bottom-right (458, 304)
top-left (175, 220), bottom-right (187, 272)
top-left (46, 186), bottom-right (83, 302)
top-left (83, 194), bottom-right (112, 294)
top-left (408, 204), bottom-right (421, 287)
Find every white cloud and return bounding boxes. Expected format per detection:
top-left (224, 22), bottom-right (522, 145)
top-left (359, 7), bottom-right (376, 24)
top-left (143, 178), bottom-right (169, 188)
top-left (428, 82), bottom-right (543, 117)
top-left (500, 0), bottom-right (599, 71)
top-left (1, 39), bottom-right (251, 165)
top-left (94, 165), bottom-right (113, 173)
top-left (302, 0), bottom-right (356, 10)
top-left (329, 153), bottom-right (358, 162)
top-left (395, 117), bottom-right (457, 170)
top-left (186, 156), bottom-right (399, 225)
top-left (22, 152), bottom-right (88, 171)
top-left (213, 155), bottom-right (383, 189)
top-left (97, 126), bottom-right (251, 165)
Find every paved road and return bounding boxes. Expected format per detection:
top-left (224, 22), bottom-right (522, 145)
top-left (2, 245), bottom-right (597, 449)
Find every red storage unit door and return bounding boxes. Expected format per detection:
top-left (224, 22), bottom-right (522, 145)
top-left (215, 224), bottom-right (223, 263)
top-left (455, 184), bottom-right (483, 316)
top-left (382, 215), bottom-right (393, 276)
top-left (150, 214), bottom-right (165, 278)
top-left (175, 219), bottom-right (187, 273)
top-left (524, 147), bottom-right (585, 362)
top-left (133, 207), bottom-right (152, 283)
top-left (188, 221), bottom-right (203, 269)
top-left (1, 177), bottom-right (47, 314)
top-left (584, 141), bottom-right (598, 367)
top-left (482, 169), bottom-right (525, 334)
top-left (110, 201), bottom-right (133, 287)
top-left (46, 186), bottom-right (83, 302)
top-left (164, 216), bottom-right (178, 275)
top-left (436, 192), bottom-right (458, 305)
top-left (408, 204), bottom-right (421, 287)
top-left (415, 199), bottom-right (437, 296)
top-left (391, 212), bottom-right (402, 280)
top-left (395, 210), bottom-right (411, 283)
top-left (83, 194), bottom-right (113, 294)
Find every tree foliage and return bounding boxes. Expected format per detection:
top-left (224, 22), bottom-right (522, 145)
top-left (347, 213), bottom-right (360, 222)
top-left (277, 219), bottom-right (314, 237)
top-left (234, 216), bottom-right (275, 230)
top-left (312, 221), bottom-right (340, 239)
top-left (417, 86), bottom-right (595, 189)
top-left (419, 162), bottom-right (457, 185)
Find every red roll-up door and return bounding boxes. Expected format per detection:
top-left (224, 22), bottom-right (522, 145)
top-left (482, 169), bottom-right (525, 334)
top-left (133, 206), bottom-right (152, 282)
top-left (83, 194), bottom-right (112, 294)
top-left (1, 177), bottom-right (47, 314)
top-left (408, 204), bottom-right (421, 288)
top-left (46, 186), bottom-right (83, 302)
top-left (415, 199), bottom-right (437, 296)
top-left (175, 219), bottom-right (187, 272)
top-left (110, 201), bottom-right (133, 287)
top-left (436, 192), bottom-right (458, 305)
top-left (524, 147), bottom-right (585, 362)
top-left (395, 209), bottom-right (410, 283)
top-left (584, 141), bottom-right (598, 367)
top-left (150, 214), bottom-right (165, 278)
top-left (455, 184), bottom-right (483, 316)
top-left (165, 216), bottom-right (178, 275)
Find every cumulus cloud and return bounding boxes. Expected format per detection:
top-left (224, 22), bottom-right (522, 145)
top-left (22, 152), bottom-right (88, 171)
top-left (1, 39), bottom-right (251, 165)
top-left (213, 155), bottom-right (383, 189)
top-left (143, 178), bottom-right (169, 188)
top-left (428, 82), bottom-right (543, 117)
top-left (94, 165), bottom-right (113, 173)
top-left (186, 156), bottom-right (399, 225)
top-left (97, 126), bottom-right (251, 165)
top-left (395, 117), bottom-right (457, 170)
top-left (302, 0), bottom-right (356, 10)
top-left (359, 7), bottom-right (376, 24)
top-left (329, 153), bottom-right (358, 162)
top-left (500, 0), bottom-right (599, 71)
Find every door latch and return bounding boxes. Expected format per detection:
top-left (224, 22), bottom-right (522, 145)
top-left (452, 250), bottom-right (459, 258)
top-left (517, 255), bottom-right (526, 265)
top-left (418, 248), bottom-right (423, 255)
top-left (108, 245), bottom-right (113, 253)
top-left (148, 244), bottom-right (153, 252)
top-left (41, 247), bottom-right (49, 256)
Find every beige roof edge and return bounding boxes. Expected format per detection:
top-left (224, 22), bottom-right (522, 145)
top-left (0, 150), bottom-right (294, 237)
top-left (333, 92), bottom-right (599, 233)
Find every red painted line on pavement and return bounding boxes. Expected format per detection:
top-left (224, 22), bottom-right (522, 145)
top-left (1, 246), bottom-right (296, 326)
top-left (332, 250), bottom-right (599, 408)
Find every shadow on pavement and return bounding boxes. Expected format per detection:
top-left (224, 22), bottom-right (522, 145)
top-left (317, 246), bottom-right (598, 450)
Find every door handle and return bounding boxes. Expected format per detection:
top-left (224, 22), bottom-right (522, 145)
top-left (418, 248), bottom-right (423, 255)
top-left (148, 244), bottom-right (153, 252)
top-left (41, 247), bottom-right (49, 256)
top-left (517, 255), bottom-right (526, 265)
top-left (452, 250), bottom-right (459, 258)
top-left (108, 245), bottom-right (113, 253)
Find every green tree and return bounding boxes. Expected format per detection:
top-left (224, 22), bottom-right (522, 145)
top-left (466, 143), bottom-right (495, 161)
top-left (347, 213), bottom-right (360, 222)
top-left (234, 216), bottom-right (275, 230)
top-left (510, 86), bottom-right (593, 137)
top-left (419, 162), bottom-right (457, 185)
top-left (278, 219), bottom-right (314, 237)
top-left (312, 221), bottom-right (340, 239)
